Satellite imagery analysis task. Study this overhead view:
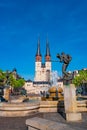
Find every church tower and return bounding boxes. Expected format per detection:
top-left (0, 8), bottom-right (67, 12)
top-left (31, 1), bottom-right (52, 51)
top-left (34, 38), bottom-right (51, 83)
top-left (34, 38), bottom-right (42, 81)
top-left (45, 39), bottom-right (51, 82)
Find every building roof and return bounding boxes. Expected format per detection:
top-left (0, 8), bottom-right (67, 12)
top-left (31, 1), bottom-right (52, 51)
top-left (36, 38), bottom-right (41, 56)
top-left (33, 81), bottom-right (51, 85)
top-left (45, 40), bottom-right (51, 56)
top-left (41, 63), bottom-right (45, 68)
top-left (26, 79), bottom-right (32, 82)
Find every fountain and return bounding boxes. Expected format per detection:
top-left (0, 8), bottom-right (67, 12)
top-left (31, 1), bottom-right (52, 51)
top-left (0, 71), bottom-right (40, 117)
top-left (0, 87), bottom-right (40, 117)
top-left (0, 93), bottom-right (40, 117)
top-left (0, 100), bottom-right (40, 117)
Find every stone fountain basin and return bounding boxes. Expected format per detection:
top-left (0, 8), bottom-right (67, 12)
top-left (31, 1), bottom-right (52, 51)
top-left (0, 101), bottom-right (40, 117)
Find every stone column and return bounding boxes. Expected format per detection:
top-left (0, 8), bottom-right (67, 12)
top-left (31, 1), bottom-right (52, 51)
top-left (64, 84), bottom-right (82, 121)
top-left (3, 88), bottom-right (10, 101)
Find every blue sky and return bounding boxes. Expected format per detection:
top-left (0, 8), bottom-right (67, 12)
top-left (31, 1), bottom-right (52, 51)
top-left (0, 0), bottom-right (87, 80)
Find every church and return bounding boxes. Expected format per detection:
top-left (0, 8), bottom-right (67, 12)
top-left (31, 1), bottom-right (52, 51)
top-left (33, 38), bottom-right (52, 88)
top-left (24, 39), bottom-right (52, 94)
top-left (34, 38), bottom-right (51, 82)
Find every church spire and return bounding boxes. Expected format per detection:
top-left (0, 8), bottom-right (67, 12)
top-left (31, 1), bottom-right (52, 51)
top-left (46, 39), bottom-right (50, 56)
top-left (36, 38), bottom-right (41, 56)
top-left (36, 38), bottom-right (42, 62)
top-left (45, 39), bottom-right (51, 61)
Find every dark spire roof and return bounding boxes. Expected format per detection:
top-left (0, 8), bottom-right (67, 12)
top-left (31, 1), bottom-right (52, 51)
top-left (45, 39), bottom-right (51, 56)
top-left (12, 68), bottom-right (17, 72)
top-left (36, 38), bottom-right (41, 56)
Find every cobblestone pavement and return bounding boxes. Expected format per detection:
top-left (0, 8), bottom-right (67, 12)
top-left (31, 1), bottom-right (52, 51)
top-left (41, 112), bottom-right (87, 130)
top-left (0, 112), bottom-right (87, 130)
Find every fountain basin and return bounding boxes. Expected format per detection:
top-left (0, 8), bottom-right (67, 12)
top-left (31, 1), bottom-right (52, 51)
top-left (0, 101), bottom-right (40, 117)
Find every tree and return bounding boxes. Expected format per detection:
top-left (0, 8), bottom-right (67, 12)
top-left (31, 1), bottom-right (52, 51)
top-left (73, 70), bottom-right (87, 87)
top-left (5, 73), bottom-right (25, 92)
top-left (12, 78), bottom-right (25, 91)
top-left (0, 69), bottom-right (25, 92)
top-left (0, 69), bottom-right (7, 86)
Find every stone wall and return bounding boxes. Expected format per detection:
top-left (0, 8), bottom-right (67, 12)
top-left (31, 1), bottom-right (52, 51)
top-left (39, 101), bottom-right (58, 112)
top-left (39, 100), bottom-right (87, 113)
top-left (0, 102), bottom-right (40, 117)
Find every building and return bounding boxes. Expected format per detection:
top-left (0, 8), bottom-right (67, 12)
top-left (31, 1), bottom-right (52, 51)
top-left (34, 38), bottom-right (51, 83)
top-left (24, 39), bottom-right (52, 94)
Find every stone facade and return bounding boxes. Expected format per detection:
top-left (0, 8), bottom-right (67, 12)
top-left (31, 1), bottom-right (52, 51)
top-left (23, 80), bottom-right (50, 94)
top-left (64, 84), bottom-right (82, 121)
top-left (34, 39), bottom-right (51, 83)
top-left (34, 62), bottom-right (51, 82)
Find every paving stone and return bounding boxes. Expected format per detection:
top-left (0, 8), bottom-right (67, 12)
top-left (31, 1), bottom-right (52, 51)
top-left (0, 112), bottom-right (87, 130)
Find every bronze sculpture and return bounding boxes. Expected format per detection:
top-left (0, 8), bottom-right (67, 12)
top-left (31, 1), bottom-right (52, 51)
top-left (57, 52), bottom-right (73, 85)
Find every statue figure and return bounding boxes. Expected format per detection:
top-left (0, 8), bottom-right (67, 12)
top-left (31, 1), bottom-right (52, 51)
top-left (57, 52), bottom-right (73, 84)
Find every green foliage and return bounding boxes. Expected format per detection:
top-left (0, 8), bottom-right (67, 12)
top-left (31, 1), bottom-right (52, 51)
top-left (7, 73), bottom-right (25, 89)
top-left (0, 69), bottom-right (6, 86)
top-left (0, 69), bottom-right (3, 73)
top-left (73, 70), bottom-right (87, 87)
top-left (12, 78), bottom-right (25, 88)
top-left (0, 69), bottom-right (25, 89)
